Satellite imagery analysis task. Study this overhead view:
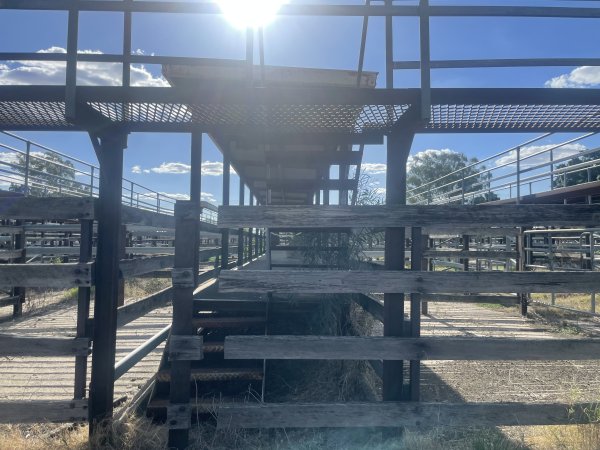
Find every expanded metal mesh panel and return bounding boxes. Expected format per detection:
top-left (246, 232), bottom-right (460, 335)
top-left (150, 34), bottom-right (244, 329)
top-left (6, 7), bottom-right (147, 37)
top-left (88, 102), bottom-right (409, 133)
top-left (428, 104), bottom-right (600, 130)
top-left (0, 101), bottom-right (73, 129)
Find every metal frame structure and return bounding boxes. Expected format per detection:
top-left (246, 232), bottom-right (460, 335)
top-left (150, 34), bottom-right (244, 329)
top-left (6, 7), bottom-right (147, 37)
top-left (1, 2), bottom-right (600, 449)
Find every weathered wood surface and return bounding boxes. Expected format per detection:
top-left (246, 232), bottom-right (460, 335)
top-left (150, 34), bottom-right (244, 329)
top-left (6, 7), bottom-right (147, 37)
top-left (167, 403), bottom-right (192, 430)
top-left (117, 286), bottom-right (173, 327)
top-left (224, 336), bottom-right (600, 361)
top-left (0, 249), bottom-right (24, 260)
top-left (193, 298), bottom-right (267, 313)
top-left (423, 249), bottom-right (519, 259)
top-left (0, 263), bottom-right (93, 288)
top-left (216, 402), bottom-right (597, 429)
top-left (0, 295), bottom-right (20, 308)
top-left (218, 205), bottom-right (600, 229)
top-left (0, 334), bottom-right (89, 357)
top-left (0, 197), bottom-right (94, 220)
top-left (0, 400), bottom-right (88, 424)
top-left (169, 335), bottom-right (204, 361)
top-left (219, 270), bottom-right (600, 294)
top-left (121, 204), bottom-right (176, 228)
top-left (423, 226), bottom-right (520, 237)
top-left (120, 255), bottom-right (174, 278)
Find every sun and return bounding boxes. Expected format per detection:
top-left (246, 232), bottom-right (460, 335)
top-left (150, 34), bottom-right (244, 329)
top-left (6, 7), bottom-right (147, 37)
top-left (217, 0), bottom-right (285, 29)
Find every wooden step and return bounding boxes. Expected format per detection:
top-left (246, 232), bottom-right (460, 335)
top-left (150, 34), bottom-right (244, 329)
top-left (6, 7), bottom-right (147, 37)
top-left (194, 298), bottom-right (267, 314)
top-left (193, 317), bottom-right (266, 329)
top-left (156, 367), bottom-right (263, 383)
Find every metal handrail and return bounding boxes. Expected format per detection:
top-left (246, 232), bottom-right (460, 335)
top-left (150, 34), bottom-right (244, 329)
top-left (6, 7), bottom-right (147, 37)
top-left (0, 132), bottom-right (218, 219)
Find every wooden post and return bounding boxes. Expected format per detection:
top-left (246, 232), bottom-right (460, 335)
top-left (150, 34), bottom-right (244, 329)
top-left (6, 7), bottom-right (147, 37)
top-left (168, 201), bottom-right (199, 449)
top-left (238, 182), bottom-right (244, 266)
top-left (89, 131), bottom-right (127, 433)
top-left (74, 219), bottom-right (93, 399)
top-left (118, 224), bottom-right (126, 307)
top-left (190, 130), bottom-right (202, 285)
top-left (410, 227), bottom-right (422, 401)
top-left (421, 234), bottom-right (430, 315)
top-left (12, 220), bottom-right (25, 317)
top-left (518, 227), bottom-right (528, 316)
top-left (462, 234), bottom-right (469, 272)
top-left (221, 155), bottom-right (230, 270)
top-left (384, 132), bottom-right (414, 402)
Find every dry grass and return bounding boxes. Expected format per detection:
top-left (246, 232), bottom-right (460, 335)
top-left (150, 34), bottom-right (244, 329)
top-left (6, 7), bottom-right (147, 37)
top-left (0, 415), bottom-right (166, 450)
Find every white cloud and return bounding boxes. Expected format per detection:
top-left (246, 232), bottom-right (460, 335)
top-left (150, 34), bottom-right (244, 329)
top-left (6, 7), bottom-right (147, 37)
top-left (495, 143), bottom-right (587, 168)
top-left (0, 46), bottom-right (168, 87)
top-left (545, 66), bottom-right (600, 89)
top-left (140, 160), bottom-right (236, 176)
top-left (361, 163), bottom-right (387, 175)
top-left (157, 191), bottom-right (217, 205)
top-left (150, 162), bottom-right (191, 174)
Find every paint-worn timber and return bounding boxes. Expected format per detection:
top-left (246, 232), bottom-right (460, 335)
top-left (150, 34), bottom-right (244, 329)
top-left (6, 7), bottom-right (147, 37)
top-left (224, 336), bottom-right (600, 361)
top-left (218, 204), bottom-right (600, 229)
top-left (216, 402), bottom-right (598, 429)
top-left (0, 263), bottom-right (93, 288)
top-left (219, 270), bottom-right (600, 294)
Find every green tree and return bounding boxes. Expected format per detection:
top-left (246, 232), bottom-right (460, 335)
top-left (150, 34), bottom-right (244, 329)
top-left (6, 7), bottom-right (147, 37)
top-left (406, 149), bottom-right (498, 204)
top-left (552, 149), bottom-right (600, 189)
top-left (9, 152), bottom-right (89, 197)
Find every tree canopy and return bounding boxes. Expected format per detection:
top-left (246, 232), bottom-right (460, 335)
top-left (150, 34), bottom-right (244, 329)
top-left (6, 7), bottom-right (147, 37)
top-left (406, 149), bottom-right (498, 204)
top-left (9, 152), bottom-right (88, 197)
top-left (552, 149), bottom-right (600, 189)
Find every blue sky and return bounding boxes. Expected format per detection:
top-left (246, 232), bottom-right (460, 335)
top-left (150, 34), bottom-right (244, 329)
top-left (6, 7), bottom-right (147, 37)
top-left (1, 1), bottom-right (600, 204)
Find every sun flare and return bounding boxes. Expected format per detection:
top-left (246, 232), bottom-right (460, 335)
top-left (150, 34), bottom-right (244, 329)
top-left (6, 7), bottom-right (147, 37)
top-left (217, 0), bottom-right (285, 29)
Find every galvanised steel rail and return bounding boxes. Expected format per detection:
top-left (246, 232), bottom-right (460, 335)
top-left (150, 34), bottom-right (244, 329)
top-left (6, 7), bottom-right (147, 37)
top-left (0, 131), bottom-right (218, 223)
top-left (407, 132), bottom-right (600, 205)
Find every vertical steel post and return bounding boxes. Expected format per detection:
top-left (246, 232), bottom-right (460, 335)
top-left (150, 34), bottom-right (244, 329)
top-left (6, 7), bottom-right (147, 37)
top-left (221, 155), bottom-right (230, 270)
top-left (516, 146), bottom-right (521, 204)
top-left (238, 181), bottom-right (245, 266)
top-left (24, 141), bottom-right (31, 196)
top-left (384, 132), bottom-right (414, 402)
top-left (190, 131), bottom-right (202, 286)
top-left (419, 0), bottom-right (431, 121)
top-left (65, 4), bottom-right (79, 121)
top-left (89, 131), bottom-right (126, 433)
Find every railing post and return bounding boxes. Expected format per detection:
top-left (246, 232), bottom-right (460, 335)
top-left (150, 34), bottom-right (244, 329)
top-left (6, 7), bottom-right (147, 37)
top-left (23, 141), bottom-right (31, 196)
top-left (130, 181), bottom-right (134, 206)
top-left (516, 146), bottom-right (521, 204)
top-left (238, 182), bottom-right (244, 267)
top-left (168, 201), bottom-right (200, 450)
top-left (221, 155), bottom-right (231, 270)
top-left (90, 166), bottom-right (95, 197)
top-left (550, 148), bottom-right (554, 188)
top-left (461, 173), bottom-right (465, 204)
top-left (156, 192), bottom-right (160, 213)
top-left (74, 219), bottom-right (93, 399)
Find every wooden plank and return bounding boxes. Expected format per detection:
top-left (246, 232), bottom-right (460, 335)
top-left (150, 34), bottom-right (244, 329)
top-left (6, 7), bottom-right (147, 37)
top-left (0, 334), bottom-right (89, 357)
top-left (0, 295), bottom-right (20, 308)
top-left (218, 205), bottom-right (600, 229)
top-left (219, 270), bottom-right (600, 294)
top-left (0, 263), bottom-right (93, 288)
top-left (193, 298), bottom-right (267, 313)
top-left (121, 204), bottom-right (176, 228)
top-left (116, 286), bottom-right (173, 327)
top-left (216, 402), bottom-right (597, 429)
top-left (0, 197), bottom-right (94, 220)
top-left (423, 249), bottom-right (519, 259)
top-left (167, 404), bottom-right (191, 430)
top-left (120, 255), bottom-right (174, 278)
top-left (0, 249), bottom-right (24, 260)
top-left (423, 226), bottom-right (519, 237)
top-left (169, 335), bottom-right (204, 361)
top-left (0, 400), bottom-right (88, 424)
top-left (225, 336), bottom-right (600, 361)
